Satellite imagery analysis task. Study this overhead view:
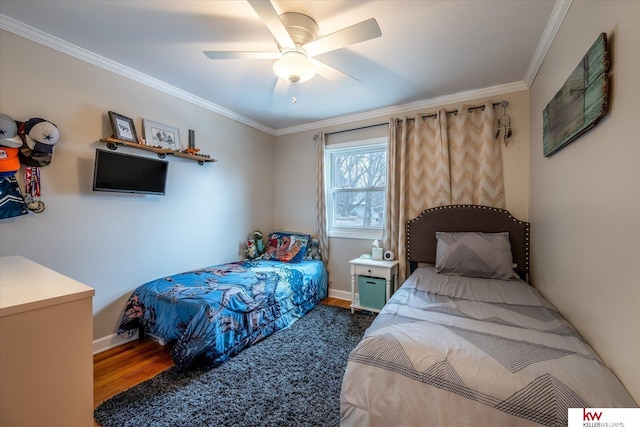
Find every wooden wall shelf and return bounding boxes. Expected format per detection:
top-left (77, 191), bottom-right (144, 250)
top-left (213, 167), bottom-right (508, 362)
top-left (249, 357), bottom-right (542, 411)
top-left (172, 151), bottom-right (217, 163)
top-left (99, 138), bottom-right (217, 165)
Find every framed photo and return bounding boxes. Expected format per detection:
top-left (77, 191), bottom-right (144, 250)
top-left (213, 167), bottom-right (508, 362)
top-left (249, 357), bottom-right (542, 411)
top-left (143, 119), bottom-right (181, 151)
top-left (108, 111), bottom-right (138, 143)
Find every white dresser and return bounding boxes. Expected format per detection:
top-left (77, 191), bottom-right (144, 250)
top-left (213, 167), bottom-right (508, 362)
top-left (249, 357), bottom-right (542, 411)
top-left (0, 256), bottom-right (95, 427)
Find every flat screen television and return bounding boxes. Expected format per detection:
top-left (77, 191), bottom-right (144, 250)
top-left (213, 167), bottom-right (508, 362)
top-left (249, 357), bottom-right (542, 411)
top-left (92, 149), bottom-right (168, 195)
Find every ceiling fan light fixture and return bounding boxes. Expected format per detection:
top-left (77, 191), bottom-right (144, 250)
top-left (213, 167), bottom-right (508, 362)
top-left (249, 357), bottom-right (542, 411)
top-left (273, 50), bottom-right (316, 84)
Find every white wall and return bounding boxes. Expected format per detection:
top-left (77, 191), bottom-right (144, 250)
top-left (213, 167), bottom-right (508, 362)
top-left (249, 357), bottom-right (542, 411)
top-left (274, 90), bottom-right (530, 297)
top-left (529, 1), bottom-right (639, 402)
top-left (0, 30), bottom-right (275, 348)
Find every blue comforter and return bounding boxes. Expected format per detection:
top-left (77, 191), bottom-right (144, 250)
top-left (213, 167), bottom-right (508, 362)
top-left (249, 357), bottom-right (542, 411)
top-left (118, 259), bottom-right (328, 369)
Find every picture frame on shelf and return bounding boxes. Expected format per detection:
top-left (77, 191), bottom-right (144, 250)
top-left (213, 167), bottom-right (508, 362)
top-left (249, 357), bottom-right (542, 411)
top-left (108, 111), bottom-right (138, 143)
top-left (143, 119), bottom-right (181, 151)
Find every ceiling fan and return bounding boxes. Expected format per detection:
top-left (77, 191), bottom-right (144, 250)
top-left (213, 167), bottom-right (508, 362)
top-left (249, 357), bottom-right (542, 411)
top-left (203, 0), bottom-right (382, 93)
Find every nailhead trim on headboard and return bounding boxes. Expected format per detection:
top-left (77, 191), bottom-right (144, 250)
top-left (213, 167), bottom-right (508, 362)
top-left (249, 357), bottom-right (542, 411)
top-left (406, 204), bottom-right (530, 275)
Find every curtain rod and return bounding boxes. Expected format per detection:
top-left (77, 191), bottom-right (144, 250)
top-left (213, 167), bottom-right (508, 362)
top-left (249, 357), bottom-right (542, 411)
top-left (318, 101), bottom-right (509, 138)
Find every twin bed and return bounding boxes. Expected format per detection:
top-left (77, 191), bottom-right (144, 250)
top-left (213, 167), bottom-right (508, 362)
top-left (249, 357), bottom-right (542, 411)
top-left (340, 205), bottom-right (636, 426)
top-left (117, 232), bottom-right (327, 370)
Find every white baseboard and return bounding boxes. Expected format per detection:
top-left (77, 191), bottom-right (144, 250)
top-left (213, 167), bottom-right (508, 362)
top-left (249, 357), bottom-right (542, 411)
top-left (328, 288), bottom-right (352, 302)
top-left (93, 332), bottom-right (137, 355)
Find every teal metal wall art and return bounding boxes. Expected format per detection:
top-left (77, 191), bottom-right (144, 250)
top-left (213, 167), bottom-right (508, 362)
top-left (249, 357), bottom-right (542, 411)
top-left (543, 33), bottom-right (610, 157)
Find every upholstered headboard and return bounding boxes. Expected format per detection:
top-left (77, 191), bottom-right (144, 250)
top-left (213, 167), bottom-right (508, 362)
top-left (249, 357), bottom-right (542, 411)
top-left (406, 205), bottom-right (530, 279)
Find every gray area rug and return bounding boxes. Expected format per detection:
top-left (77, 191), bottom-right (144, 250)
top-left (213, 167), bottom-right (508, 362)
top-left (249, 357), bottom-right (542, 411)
top-left (94, 304), bottom-right (375, 427)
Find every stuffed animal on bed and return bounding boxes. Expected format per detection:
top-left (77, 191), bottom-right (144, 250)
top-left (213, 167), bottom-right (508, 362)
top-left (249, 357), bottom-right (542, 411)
top-left (245, 239), bottom-right (258, 259)
top-left (254, 230), bottom-right (265, 255)
top-left (304, 237), bottom-right (322, 261)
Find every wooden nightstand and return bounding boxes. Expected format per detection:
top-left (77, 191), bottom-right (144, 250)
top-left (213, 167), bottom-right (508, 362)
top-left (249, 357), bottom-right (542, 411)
top-left (349, 258), bottom-right (399, 313)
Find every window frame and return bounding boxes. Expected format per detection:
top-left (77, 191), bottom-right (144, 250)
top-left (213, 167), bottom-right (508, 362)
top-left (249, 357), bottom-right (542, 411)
top-left (324, 137), bottom-right (388, 240)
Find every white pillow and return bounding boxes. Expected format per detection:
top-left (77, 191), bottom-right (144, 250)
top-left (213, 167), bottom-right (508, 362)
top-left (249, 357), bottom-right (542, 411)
top-left (435, 232), bottom-right (515, 280)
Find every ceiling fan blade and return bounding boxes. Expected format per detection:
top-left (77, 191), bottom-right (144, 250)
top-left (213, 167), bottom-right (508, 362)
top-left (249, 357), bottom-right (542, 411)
top-left (310, 58), bottom-right (360, 83)
top-left (247, 0), bottom-right (295, 50)
top-left (304, 18), bottom-right (381, 57)
top-left (203, 51), bottom-right (280, 60)
top-left (272, 76), bottom-right (291, 97)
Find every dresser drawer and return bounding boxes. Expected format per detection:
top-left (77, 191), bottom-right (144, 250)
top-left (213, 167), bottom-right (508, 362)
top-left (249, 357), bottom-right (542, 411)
top-left (353, 264), bottom-right (387, 278)
top-left (358, 276), bottom-right (386, 311)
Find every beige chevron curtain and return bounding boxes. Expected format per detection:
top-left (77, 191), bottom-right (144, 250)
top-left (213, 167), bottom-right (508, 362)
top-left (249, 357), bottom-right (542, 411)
top-left (383, 102), bottom-right (505, 281)
top-left (315, 132), bottom-right (329, 265)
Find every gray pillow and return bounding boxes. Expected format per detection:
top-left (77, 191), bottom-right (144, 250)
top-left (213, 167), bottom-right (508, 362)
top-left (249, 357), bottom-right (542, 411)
top-left (435, 232), bottom-right (515, 280)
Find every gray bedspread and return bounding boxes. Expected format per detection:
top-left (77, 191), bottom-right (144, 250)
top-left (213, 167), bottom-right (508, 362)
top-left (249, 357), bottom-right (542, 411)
top-left (340, 267), bottom-right (636, 427)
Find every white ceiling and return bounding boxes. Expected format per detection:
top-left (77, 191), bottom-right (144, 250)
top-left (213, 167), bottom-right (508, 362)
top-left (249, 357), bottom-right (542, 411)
top-left (0, 1), bottom-right (563, 134)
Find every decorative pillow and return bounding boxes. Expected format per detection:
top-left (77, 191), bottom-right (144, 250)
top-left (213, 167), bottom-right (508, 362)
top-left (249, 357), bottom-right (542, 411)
top-left (435, 232), bottom-right (515, 280)
top-left (263, 231), bottom-right (310, 263)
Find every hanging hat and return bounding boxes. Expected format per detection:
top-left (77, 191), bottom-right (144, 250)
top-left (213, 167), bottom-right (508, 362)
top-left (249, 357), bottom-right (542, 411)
top-left (0, 146), bottom-right (20, 177)
top-left (0, 114), bottom-right (23, 148)
top-left (18, 118), bottom-right (60, 167)
top-left (24, 117), bottom-right (59, 151)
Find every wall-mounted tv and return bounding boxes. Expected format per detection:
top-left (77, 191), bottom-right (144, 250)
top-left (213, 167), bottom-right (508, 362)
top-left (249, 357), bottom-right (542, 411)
top-left (92, 149), bottom-right (168, 195)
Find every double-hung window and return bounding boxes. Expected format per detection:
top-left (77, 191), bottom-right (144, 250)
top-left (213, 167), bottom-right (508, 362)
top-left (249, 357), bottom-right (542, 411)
top-left (325, 137), bottom-right (387, 239)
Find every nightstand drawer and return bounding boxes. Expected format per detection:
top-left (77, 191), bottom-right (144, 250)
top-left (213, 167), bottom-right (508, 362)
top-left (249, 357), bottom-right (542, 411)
top-left (353, 264), bottom-right (387, 278)
top-left (358, 276), bottom-right (386, 310)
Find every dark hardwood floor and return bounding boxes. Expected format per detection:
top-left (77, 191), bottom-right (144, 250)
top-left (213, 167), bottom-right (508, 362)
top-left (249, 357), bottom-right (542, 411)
top-left (93, 297), bottom-right (350, 426)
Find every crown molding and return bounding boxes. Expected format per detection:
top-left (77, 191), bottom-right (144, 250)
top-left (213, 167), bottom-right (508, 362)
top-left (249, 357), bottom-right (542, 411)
top-left (0, 14), bottom-right (277, 136)
top-left (2, 0), bottom-right (568, 138)
top-left (523, 0), bottom-right (572, 87)
top-left (275, 81), bottom-right (529, 136)
top-left (279, 0), bottom-right (571, 137)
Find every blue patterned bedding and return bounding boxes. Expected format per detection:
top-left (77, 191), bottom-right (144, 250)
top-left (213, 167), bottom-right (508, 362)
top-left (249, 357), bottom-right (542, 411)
top-left (118, 259), bottom-right (327, 369)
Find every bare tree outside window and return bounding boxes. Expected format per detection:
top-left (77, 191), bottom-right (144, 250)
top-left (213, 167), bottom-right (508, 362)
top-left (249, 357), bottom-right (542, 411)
top-left (328, 144), bottom-right (387, 230)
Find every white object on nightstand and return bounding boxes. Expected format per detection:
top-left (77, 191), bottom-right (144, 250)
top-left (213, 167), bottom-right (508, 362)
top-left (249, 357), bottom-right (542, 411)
top-left (349, 257), bottom-right (399, 313)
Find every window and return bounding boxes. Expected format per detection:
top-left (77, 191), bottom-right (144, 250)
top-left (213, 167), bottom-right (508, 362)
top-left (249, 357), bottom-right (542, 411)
top-left (325, 137), bottom-right (387, 239)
